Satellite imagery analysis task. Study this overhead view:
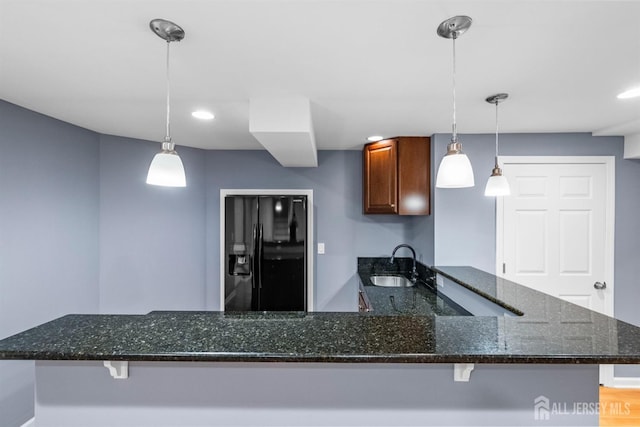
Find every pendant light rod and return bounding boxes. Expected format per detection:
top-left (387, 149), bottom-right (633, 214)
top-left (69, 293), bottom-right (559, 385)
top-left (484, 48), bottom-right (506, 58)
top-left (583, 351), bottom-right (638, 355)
top-left (150, 18), bottom-right (185, 148)
top-left (165, 40), bottom-right (171, 144)
top-left (485, 93), bottom-right (508, 168)
top-left (452, 35), bottom-right (457, 141)
top-left (493, 96), bottom-right (498, 162)
top-left (437, 16), bottom-right (472, 144)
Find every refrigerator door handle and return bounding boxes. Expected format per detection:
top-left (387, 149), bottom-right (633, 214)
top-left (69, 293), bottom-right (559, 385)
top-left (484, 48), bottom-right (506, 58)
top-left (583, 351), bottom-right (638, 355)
top-left (258, 224), bottom-right (263, 289)
top-left (251, 224), bottom-right (257, 289)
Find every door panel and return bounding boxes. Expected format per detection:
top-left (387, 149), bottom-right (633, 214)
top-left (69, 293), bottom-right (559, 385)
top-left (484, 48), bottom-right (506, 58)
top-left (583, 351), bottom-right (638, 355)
top-left (501, 161), bottom-right (610, 316)
top-left (514, 211), bottom-right (548, 275)
top-left (559, 295), bottom-right (593, 317)
top-left (224, 196), bottom-right (258, 312)
top-left (559, 176), bottom-right (592, 198)
top-left (558, 210), bottom-right (591, 274)
top-left (515, 176), bottom-right (548, 198)
top-left (363, 139), bottom-right (398, 213)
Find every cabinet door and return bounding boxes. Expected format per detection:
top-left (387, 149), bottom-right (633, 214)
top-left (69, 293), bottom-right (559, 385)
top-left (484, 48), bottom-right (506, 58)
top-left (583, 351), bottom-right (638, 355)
top-left (363, 139), bottom-right (398, 214)
top-left (398, 137), bottom-right (430, 215)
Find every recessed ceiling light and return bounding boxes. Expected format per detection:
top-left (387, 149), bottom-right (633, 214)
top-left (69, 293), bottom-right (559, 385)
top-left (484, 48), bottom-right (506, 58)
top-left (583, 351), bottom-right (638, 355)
top-left (192, 110), bottom-right (215, 120)
top-left (367, 135), bottom-right (384, 142)
top-left (617, 87), bottom-right (640, 99)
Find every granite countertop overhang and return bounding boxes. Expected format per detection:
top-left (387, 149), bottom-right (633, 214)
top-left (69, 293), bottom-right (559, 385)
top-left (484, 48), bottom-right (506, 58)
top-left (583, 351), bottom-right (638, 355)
top-left (2, 266), bottom-right (640, 364)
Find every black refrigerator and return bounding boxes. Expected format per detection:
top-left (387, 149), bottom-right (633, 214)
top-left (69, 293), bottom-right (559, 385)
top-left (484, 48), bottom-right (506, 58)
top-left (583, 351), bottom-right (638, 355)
top-left (224, 195), bottom-right (307, 312)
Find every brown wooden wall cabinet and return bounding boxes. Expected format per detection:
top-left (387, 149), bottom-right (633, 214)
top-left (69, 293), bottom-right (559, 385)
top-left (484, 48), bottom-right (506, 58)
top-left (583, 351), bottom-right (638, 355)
top-left (363, 137), bottom-right (430, 215)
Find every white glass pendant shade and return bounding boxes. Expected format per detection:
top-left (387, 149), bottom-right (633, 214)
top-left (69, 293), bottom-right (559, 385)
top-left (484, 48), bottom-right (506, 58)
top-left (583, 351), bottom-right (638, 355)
top-left (436, 152), bottom-right (474, 188)
top-left (146, 151), bottom-right (186, 187)
top-left (484, 173), bottom-right (510, 196)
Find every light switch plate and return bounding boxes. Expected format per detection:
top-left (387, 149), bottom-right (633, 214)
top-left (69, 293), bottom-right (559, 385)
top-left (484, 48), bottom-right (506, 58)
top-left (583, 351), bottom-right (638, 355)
top-left (317, 243), bottom-right (325, 254)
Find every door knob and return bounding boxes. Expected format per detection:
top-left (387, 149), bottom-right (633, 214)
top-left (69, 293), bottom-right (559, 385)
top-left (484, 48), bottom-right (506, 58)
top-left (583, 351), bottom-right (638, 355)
top-left (594, 281), bottom-right (607, 290)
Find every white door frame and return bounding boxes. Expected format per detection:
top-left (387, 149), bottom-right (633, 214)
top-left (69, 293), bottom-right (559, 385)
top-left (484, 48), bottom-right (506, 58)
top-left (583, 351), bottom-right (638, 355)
top-left (219, 189), bottom-right (314, 312)
top-left (495, 156), bottom-right (616, 386)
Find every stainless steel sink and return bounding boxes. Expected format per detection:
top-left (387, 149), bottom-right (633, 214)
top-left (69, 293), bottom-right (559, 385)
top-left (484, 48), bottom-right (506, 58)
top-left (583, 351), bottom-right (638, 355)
top-left (370, 275), bottom-right (415, 287)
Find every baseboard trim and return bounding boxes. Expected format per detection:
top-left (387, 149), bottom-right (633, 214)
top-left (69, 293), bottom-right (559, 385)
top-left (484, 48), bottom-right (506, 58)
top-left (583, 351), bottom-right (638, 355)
top-left (612, 376), bottom-right (640, 389)
top-left (20, 417), bottom-right (34, 427)
top-left (599, 365), bottom-right (640, 388)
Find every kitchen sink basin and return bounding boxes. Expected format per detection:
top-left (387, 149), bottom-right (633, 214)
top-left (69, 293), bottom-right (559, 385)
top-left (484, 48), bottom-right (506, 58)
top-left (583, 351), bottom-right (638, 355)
top-left (370, 275), bottom-right (415, 287)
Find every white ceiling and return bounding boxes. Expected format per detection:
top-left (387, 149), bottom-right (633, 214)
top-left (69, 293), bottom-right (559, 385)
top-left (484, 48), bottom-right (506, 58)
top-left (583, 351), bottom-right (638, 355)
top-left (1, 0), bottom-right (639, 153)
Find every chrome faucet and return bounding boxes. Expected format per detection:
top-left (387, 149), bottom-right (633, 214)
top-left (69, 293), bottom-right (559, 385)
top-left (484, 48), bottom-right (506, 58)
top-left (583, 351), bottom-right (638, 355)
top-left (389, 244), bottom-right (418, 283)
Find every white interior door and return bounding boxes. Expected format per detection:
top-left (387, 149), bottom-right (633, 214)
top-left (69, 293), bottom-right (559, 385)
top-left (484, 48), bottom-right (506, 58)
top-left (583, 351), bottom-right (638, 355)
top-left (497, 157), bottom-right (615, 316)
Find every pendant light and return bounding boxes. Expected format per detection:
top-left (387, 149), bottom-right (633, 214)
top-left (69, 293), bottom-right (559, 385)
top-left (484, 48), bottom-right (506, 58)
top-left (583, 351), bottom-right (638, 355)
top-left (435, 16), bottom-right (474, 188)
top-left (146, 19), bottom-right (187, 187)
top-left (484, 93), bottom-right (510, 197)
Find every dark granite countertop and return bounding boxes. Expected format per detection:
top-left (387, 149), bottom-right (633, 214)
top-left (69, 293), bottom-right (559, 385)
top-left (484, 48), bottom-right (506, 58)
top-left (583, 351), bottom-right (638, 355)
top-left (2, 265), bottom-right (640, 364)
top-left (356, 260), bottom-right (470, 316)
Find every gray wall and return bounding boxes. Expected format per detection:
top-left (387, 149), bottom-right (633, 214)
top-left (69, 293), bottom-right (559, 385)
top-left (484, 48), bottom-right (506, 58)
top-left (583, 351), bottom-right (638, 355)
top-left (203, 149), bottom-right (429, 311)
top-left (98, 135), bottom-right (207, 314)
top-left (433, 132), bottom-right (640, 322)
top-left (34, 361), bottom-right (599, 427)
top-left (432, 132), bottom-right (640, 377)
top-left (434, 134), bottom-right (497, 272)
top-left (99, 143), bottom-right (430, 314)
top-left (0, 101), bottom-right (100, 426)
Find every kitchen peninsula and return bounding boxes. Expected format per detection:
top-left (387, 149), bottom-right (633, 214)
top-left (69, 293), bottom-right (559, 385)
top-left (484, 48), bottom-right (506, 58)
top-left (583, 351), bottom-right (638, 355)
top-left (4, 266), bottom-right (640, 364)
top-left (2, 266), bottom-right (640, 426)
